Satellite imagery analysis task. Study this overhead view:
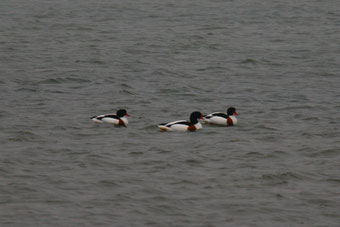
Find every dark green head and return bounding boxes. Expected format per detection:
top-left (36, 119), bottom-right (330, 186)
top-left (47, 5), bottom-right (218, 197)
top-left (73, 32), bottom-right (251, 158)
top-left (116, 109), bottom-right (129, 117)
top-left (227, 107), bottom-right (238, 116)
top-left (190, 111), bottom-right (203, 124)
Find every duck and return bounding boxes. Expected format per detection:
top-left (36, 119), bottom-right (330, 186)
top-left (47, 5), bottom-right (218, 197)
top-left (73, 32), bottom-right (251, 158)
top-left (91, 109), bottom-right (130, 126)
top-left (203, 107), bottom-right (239, 126)
top-left (158, 111), bottom-right (204, 132)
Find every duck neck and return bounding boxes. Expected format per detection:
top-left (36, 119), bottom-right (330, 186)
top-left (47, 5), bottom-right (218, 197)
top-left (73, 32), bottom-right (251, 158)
top-left (190, 117), bottom-right (199, 125)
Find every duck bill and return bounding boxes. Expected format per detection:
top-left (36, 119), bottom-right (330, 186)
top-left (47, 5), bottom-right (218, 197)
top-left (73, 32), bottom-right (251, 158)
top-left (234, 112), bottom-right (239, 116)
top-left (126, 113), bottom-right (130, 117)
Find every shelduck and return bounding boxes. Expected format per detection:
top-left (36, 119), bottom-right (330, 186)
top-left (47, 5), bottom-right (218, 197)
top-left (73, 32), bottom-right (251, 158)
top-left (203, 107), bottom-right (238, 126)
top-left (91, 109), bottom-right (130, 126)
top-left (158, 111), bottom-right (204, 132)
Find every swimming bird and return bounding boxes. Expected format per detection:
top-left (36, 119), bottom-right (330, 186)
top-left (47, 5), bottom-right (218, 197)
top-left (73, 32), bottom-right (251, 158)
top-left (203, 107), bottom-right (239, 126)
top-left (91, 109), bottom-right (130, 126)
top-left (158, 111), bottom-right (204, 132)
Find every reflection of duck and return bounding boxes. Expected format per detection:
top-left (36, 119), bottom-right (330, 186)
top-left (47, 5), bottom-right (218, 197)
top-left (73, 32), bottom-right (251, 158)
top-left (203, 107), bottom-right (238, 126)
top-left (158, 111), bottom-right (204, 132)
top-left (91, 109), bottom-right (130, 126)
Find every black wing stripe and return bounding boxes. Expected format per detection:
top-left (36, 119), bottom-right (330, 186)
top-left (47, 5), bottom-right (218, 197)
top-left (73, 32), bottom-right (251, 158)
top-left (212, 113), bottom-right (228, 118)
top-left (167, 121), bottom-right (190, 127)
top-left (102, 115), bottom-right (119, 119)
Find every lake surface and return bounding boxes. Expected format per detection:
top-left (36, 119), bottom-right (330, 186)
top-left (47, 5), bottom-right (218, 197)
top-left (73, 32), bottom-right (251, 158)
top-left (1, 0), bottom-right (339, 226)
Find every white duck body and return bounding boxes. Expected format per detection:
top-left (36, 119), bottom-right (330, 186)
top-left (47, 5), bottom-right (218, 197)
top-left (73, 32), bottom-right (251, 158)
top-left (203, 113), bottom-right (237, 126)
top-left (102, 115), bottom-right (128, 125)
top-left (158, 120), bottom-right (202, 132)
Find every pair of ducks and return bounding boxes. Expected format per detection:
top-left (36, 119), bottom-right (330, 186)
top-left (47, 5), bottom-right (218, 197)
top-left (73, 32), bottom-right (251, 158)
top-left (91, 107), bottom-right (239, 132)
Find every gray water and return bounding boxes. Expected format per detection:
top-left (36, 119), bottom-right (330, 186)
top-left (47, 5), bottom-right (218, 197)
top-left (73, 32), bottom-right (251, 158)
top-left (1, 0), bottom-right (339, 226)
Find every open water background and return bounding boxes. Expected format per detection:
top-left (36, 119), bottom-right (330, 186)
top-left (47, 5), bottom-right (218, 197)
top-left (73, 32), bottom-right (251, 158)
top-left (1, 0), bottom-right (339, 226)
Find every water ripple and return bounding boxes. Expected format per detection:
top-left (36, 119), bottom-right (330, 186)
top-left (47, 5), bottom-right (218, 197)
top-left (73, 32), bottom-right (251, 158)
top-left (1, 0), bottom-right (339, 226)
top-left (39, 77), bottom-right (91, 84)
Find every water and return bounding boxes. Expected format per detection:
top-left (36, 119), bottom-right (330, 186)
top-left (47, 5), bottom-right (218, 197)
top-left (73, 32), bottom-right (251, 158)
top-left (1, 0), bottom-right (339, 226)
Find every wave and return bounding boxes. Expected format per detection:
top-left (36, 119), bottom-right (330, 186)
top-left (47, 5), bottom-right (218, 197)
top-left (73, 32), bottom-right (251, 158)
top-left (39, 77), bottom-right (91, 84)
